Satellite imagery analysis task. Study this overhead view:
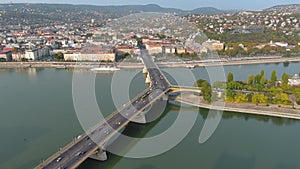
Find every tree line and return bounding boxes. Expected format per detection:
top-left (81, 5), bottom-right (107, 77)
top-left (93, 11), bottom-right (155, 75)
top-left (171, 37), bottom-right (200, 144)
top-left (194, 70), bottom-right (300, 106)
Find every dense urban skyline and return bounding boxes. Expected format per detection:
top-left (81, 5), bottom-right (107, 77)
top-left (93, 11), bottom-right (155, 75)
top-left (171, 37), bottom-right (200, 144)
top-left (0, 0), bottom-right (300, 10)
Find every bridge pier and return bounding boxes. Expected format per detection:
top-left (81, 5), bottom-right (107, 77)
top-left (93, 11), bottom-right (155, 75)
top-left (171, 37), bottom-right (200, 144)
top-left (89, 147), bottom-right (107, 161)
top-left (130, 98), bottom-right (168, 124)
top-left (161, 94), bottom-right (169, 101)
top-left (145, 74), bottom-right (151, 84)
top-left (131, 112), bottom-right (147, 124)
top-left (142, 67), bottom-right (148, 74)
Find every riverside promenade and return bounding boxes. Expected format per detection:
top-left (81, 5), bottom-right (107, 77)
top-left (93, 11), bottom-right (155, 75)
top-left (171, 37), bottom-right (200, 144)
top-left (173, 92), bottom-right (300, 120)
top-left (1, 56), bottom-right (300, 69)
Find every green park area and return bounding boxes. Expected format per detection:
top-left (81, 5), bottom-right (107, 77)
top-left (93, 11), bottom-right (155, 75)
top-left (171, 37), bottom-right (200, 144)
top-left (195, 70), bottom-right (300, 106)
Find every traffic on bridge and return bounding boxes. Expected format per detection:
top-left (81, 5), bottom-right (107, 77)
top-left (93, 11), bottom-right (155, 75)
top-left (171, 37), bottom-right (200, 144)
top-left (36, 49), bottom-right (174, 169)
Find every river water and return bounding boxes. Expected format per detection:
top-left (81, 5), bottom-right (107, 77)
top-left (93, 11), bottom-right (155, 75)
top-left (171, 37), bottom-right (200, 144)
top-left (0, 62), bottom-right (299, 169)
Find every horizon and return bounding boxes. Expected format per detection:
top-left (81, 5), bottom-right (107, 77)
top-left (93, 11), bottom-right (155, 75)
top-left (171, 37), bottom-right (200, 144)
top-left (0, 1), bottom-right (299, 11)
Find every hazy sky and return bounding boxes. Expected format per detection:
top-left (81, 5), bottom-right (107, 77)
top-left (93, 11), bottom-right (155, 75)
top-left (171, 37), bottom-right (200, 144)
top-left (1, 0), bottom-right (300, 10)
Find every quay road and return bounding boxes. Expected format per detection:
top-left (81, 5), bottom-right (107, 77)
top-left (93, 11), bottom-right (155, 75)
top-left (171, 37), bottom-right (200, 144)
top-left (36, 50), bottom-right (172, 169)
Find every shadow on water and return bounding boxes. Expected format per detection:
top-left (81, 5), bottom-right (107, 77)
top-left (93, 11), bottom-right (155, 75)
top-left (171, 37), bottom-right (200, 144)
top-left (213, 151), bottom-right (256, 169)
top-left (283, 61), bottom-right (290, 67)
top-left (197, 108), bottom-right (297, 126)
top-left (79, 103), bottom-right (180, 169)
top-left (169, 99), bottom-right (298, 126)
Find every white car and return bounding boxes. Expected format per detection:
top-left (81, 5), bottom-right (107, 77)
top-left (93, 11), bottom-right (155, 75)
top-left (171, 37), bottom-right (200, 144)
top-left (56, 157), bottom-right (62, 162)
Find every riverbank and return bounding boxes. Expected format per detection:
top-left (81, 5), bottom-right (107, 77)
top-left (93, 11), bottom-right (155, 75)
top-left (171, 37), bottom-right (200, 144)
top-left (173, 92), bottom-right (300, 120)
top-left (0, 56), bottom-right (299, 69)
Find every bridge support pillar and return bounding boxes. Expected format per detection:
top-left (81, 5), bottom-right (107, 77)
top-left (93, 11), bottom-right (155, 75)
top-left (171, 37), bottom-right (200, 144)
top-left (89, 147), bottom-right (107, 161)
top-left (161, 94), bottom-right (169, 101)
top-left (145, 74), bottom-right (151, 84)
top-left (142, 67), bottom-right (148, 74)
top-left (131, 112), bottom-right (147, 124)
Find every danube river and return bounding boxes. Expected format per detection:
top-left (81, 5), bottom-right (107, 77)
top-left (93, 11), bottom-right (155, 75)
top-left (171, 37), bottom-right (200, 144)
top-left (0, 62), bottom-right (300, 169)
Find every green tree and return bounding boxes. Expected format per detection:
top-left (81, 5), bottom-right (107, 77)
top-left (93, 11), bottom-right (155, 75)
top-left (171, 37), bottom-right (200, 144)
top-left (247, 47), bottom-right (260, 55)
top-left (202, 81), bottom-right (212, 103)
top-left (260, 70), bottom-right (265, 85)
top-left (283, 51), bottom-right (291, 57)
top-left (282, 73), bottom-right (289, 85)
top-left (157, 34), bottom-right (166, 39)
top-left (270, 87), bottom-right (283, 96)
top-left (252, 93), bottom-right (268, 105)
top-left (194, 79), bottom-right (212, 103)
top-left (52, 52), bottom-right (64, 61)
top-left (271, 70), bottom-right (277, 86)
top-left (227, 81), bottom-right (243, 90)
top-left (248, 74), bottom-right (255, 85)
top-left (194, 79), bottom-right (208, 88)
top-left (213, 81), bottom-right (226, 89)
top-left (227, 72), bottom-right (234, 83)
top-left (274, 93), bottom-right (290, 105)
top-left (225, 89), bottom-right (235, 102)
top-left (254, 74), bottom-right (261, 84)
top-left (234, 92), bottom-right (248, 103)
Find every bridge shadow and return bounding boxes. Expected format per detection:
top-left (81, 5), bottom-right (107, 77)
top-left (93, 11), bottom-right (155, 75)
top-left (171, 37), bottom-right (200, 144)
top-left (212, 151), bottom-right (255, 169)
top-left (78, 103), bottom-right (183, 169)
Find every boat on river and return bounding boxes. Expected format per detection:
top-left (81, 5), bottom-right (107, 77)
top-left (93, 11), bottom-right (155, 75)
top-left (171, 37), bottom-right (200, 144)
top-left (90, 66), bottom-right (120, 71)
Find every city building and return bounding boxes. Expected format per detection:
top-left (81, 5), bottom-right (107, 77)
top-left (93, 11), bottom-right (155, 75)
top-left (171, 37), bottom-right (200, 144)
top-left (146, 43), bottom-right (163, 54)
top-left (202, 39), bottom-right (224, 51)
top-left (234, 25), bottom-right (265, 34)
top-left (115, 46), bottom-right (134, 54)
top-left (288, 74), bottom-right (300, 87)
top-left (162, 46), bottom-right (176, 54)
top-left (24, 48), bottom-right (50, 60)
top-left (0, 49), bottom-right (12, 61)
top-left (12, 52), bottom-right (25, 61)
top-left (64, 52), bottom-right (115, 61)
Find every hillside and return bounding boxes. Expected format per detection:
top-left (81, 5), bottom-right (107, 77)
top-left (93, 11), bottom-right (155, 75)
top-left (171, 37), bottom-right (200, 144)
top-left (0, 3), bottom-right (235, 26)
top-left (1, 3), bottom-right (299, 28)
top-left (264, 4), bottom-right (300, 14)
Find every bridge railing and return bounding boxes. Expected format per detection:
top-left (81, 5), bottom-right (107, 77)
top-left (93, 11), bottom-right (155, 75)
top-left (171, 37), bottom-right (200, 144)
top-left (67, 88), bottom-right (170, 168)
top-left (35, 87), bottom-right (152, 169)
top-left (37, 51), bottom-right (173, 169)
top-left (35, 131), bottom-right (89, 169)
top-left (170, 85), bottom-right (202, 90)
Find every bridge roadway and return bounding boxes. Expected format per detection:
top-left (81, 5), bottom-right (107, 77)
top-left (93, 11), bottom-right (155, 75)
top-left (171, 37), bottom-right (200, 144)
top-left (36, 50), bottom-right (172, 169)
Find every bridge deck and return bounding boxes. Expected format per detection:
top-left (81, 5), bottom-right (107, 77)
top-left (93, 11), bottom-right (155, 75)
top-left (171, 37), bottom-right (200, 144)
top-left (36, 50), bottom-right (172, 169)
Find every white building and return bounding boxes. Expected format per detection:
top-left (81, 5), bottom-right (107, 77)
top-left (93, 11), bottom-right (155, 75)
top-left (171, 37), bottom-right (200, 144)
top-left (146, 44), bottom-right (163, 54)
top-left (25, 49), bottom-right (38, 60)
top-left (202, 39), bottom-right (224, 51)
top-left (288, 74), bottom-right (300, 86)
top-left (64, 53), bottom-right (115, 61)
top-left (24, 48), bottom-right (50, 60)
